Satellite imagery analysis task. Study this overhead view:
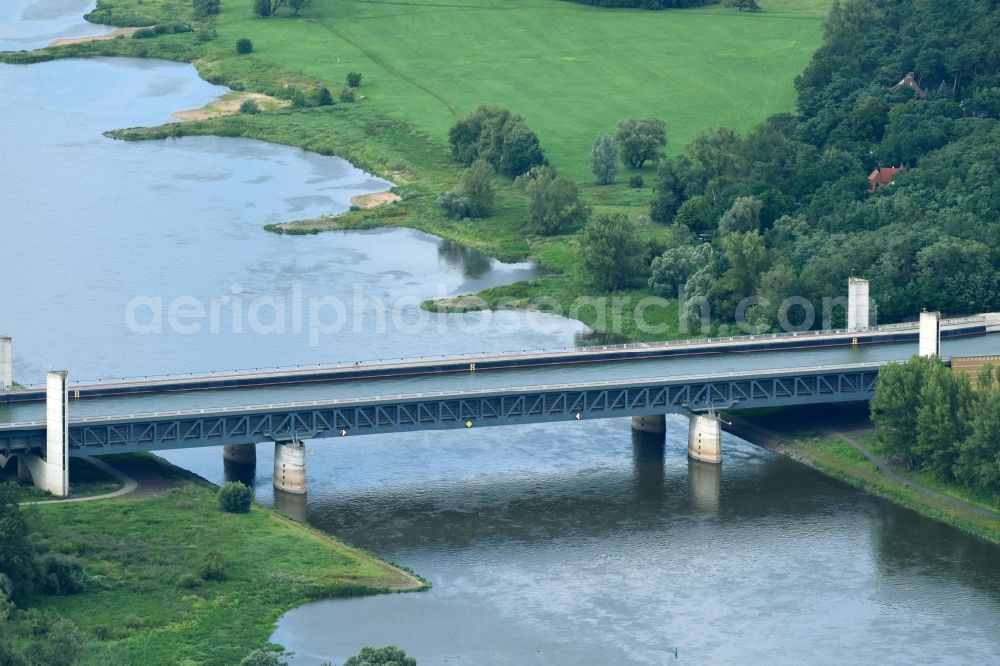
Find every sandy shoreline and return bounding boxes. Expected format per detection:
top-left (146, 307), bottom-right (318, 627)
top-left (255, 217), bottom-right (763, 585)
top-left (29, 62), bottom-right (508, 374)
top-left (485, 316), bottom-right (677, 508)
top-left (49, 27), bottom-right (138, 47)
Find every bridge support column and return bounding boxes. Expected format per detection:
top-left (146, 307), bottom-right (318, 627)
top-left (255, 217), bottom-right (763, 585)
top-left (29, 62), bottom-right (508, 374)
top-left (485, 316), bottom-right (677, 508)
top-left (688, 413), bottom-right (722, 464)
top-left (631, 414), bottom-right (666, 435)
top-left (223, 444), bottom-right (256, 466)
top-left (848, 278), bottom-right (870, 331)
top-left (273, 439), bottom-right (306, 495)
top-left (0, 335), bottom-right (11, 392)
top-left (19, 372), bottom-right (70, 496)
top-left (919, 310), bottom-right (941, 358)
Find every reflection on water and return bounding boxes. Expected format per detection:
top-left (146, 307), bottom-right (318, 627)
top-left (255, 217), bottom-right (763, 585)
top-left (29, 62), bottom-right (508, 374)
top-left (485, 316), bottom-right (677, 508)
top-left (437, 239), bottom-right (493, 279)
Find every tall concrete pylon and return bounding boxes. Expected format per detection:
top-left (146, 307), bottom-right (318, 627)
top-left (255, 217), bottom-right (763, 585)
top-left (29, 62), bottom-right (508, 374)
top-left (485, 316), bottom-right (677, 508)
top-left (919, 310), bottom-right (941, 358)
top-left (0, 336), bottom-right (11, 391)
top-left (21, 371), bottom-right (70, 496)
top-left (848, 278), bottom-right (870, 331)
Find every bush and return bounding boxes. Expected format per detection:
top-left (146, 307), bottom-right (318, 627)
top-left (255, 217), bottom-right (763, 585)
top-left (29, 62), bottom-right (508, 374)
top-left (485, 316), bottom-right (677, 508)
top-left (235, 38), bottom-right (254, 54)
top-left (438, 190), bottom-right (471, 219)
top-left (193, 0), bottom-right (221, 17)
top-left (132, 28), bottom-right (157, 39)
top-left (176, 573), bottom-right (201, 589)
top-left (346, 72), bottom-right (363, 88)
top-left (218, 481), bottom-right (253, 513)
top-left (200, 550), bottom-right (226, 581)
top-left (339, 88), bottom-right (356, 103)
top-left (37, 554), bottom-right (86, 595)
top-left (290, 90), bottom-right (310, 108)
top-left (315, 87), bottom-right (334, 106)
top-left (629, 174), bottom-right (644, 190)
top-left (344, 645), bottom-right (416, 666)
top-left (239, 99), bottom-right (261, 115)
top-left (196, 27), bottom-right (217, 42)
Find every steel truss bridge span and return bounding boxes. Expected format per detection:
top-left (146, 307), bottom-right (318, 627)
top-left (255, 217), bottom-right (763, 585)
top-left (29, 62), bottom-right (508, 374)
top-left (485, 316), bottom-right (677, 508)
top-left (0, 363), bottom-right (882, 456)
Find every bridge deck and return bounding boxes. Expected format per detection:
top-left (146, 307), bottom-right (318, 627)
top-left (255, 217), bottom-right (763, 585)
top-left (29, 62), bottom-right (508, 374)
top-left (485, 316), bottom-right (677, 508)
top-left (1, 330), bottom-right (997, 427)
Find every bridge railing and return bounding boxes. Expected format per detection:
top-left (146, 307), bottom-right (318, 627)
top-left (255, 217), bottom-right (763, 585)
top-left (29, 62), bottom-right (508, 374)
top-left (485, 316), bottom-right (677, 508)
top-left (9, 314), bottom-right (986, 390)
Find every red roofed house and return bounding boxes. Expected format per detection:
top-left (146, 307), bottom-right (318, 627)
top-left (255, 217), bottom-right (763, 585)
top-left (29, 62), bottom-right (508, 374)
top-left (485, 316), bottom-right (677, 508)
top-left (869, 166), bottom-right (903, 192)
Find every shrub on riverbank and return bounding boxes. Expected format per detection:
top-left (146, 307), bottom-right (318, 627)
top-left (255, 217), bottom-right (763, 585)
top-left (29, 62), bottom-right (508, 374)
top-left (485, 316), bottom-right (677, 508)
top-left (219, 479), bottom-right (254, 512)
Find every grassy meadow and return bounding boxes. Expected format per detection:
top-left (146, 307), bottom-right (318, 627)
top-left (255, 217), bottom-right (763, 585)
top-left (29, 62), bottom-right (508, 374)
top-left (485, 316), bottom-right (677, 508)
top-left (211, 0), bottom-right (831, 179)
top-left (9, 455), bottom-right (424, 664)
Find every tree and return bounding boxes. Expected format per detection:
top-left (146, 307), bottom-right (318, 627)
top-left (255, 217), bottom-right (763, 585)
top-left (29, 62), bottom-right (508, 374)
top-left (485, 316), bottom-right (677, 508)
top-left (239, 98), bottom-right (261, 114)
top-left (649, 243), bottom-right (712, 296)
top-left (714, 231), bottom-right (768, 310)
top-left (954, 391), bottom-right (1000, 491)
top-left (589, 134), bottom-right (618, 185)
top-left (729, 0), bottom-right (760, 11)
top-left (448, 106), bottom-right (546, 178)
top-left (346, 72), bottom-right (363, 88)
top-left (253, 0), bottom-right (286, 17)
top-left (218, 481), bottom-right (253, 513)
top-left (516, 166), bottom-right (589, 235)
top-left (615, 117), bottom-right (667, 169)
top-left (461, 160), bottom-right (495, 218)
top-left (0, 484), bottom-right (34, 600)
top-left (649, 160), bottom-right (685, 223)
top-left (437, 190), bottom-right (471, 219)
top-left (913, 365), bottom-right (967, 477)
top-left (344, 646), bottom-right (416, 666)
top-left (192, 0), bottom-right (221, 17)
top-left (717, 196), bottom-right (763, 236)
top-left (288, 0), bottom-right (311, 15)
top-left (314, 87), bottom-right (333, 106)
top-left (579, 212), bottom-right (644, 292)
top-left (235, 37), bottom-right (253, 54)
top-left (871, 356), bottom-right (935, 465)
top-left (240, 649), bottom-right (287, 666)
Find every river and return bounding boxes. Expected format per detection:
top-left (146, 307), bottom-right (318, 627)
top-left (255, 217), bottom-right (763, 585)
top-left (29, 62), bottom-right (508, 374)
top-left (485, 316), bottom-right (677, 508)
top-left (1, 10), bottom-right (999, 666)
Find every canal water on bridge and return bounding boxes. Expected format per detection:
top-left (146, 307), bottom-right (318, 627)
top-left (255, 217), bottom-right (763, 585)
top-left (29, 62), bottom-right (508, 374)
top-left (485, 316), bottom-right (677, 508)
top-left (3, 25), bottom-right (1000, 666)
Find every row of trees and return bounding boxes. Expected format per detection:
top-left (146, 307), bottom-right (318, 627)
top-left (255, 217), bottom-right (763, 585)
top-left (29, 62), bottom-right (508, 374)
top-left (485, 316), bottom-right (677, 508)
top-left (253, 0), bottom-right (311, 18)
top-left (643, 0), bottom-right (1000, 330)
top-left (871, 357), bottom-right (1000, 494)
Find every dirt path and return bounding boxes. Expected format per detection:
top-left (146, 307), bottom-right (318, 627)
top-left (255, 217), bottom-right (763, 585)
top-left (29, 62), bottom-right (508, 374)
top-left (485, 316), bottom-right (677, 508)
top-left (823, 428), bottom-right (1000, 522)
top-left (20, 456), bottom-right (136, 505)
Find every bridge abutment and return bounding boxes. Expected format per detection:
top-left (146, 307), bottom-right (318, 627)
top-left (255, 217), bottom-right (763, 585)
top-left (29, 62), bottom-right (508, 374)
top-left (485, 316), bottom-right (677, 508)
top-left (688, 413), bottom-right (722, 464)
top-left (223, 444), bottom-right (256, 466)
top-left (0, 335), bottom-right (11, 392)
top-left (919, 310), bottom-right (941, 357)
top-left (273, 439), bottom-right (307, 495)
top-left (631, 414), bottom-right (666, 435)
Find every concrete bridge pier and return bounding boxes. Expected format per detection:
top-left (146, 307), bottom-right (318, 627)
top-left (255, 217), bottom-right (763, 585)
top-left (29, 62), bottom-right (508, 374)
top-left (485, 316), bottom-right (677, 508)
top-left (18, 371), bottom-right (69, 496)
top-left (919, 310), bottom-right (941, 357)
top-left (223, 444), bottom-right (256, 466)
top-left (273, 439), bottom-right (307, 495)
top-left (688, 413), bottom-right (722, 464)
top-left (631, 414), bottom-right (666, 435)
top-left (0, 335), bottom-right (11, 391)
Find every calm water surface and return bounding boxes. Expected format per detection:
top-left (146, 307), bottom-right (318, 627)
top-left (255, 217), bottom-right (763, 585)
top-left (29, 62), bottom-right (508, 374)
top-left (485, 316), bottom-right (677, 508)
top-left (1, 17), bottom-right (999, 666)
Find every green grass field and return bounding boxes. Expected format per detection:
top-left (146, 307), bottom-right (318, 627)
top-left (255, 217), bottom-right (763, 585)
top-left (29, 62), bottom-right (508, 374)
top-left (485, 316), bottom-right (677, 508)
top-left (213, 0), bottom-right (831, 179)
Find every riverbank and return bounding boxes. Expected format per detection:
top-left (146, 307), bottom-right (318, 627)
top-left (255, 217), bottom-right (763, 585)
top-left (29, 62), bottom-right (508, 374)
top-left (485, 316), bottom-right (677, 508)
top-left (0, 0), bottom-right (831, 342)
top-left (729, 404), bottom-right (1000, 545)
top-left (6, 453), bottom-right (426, 664)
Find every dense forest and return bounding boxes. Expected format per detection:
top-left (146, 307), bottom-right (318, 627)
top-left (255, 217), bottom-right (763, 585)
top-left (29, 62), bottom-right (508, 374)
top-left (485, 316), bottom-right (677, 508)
top-left (648, 0), bottom-right (1000, 329)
